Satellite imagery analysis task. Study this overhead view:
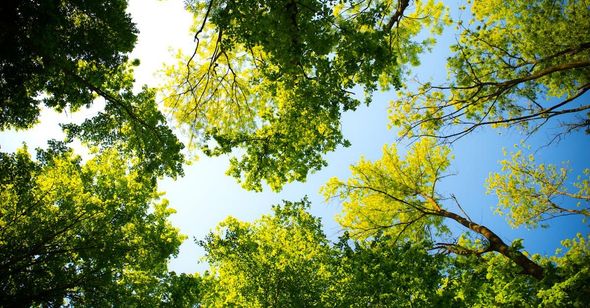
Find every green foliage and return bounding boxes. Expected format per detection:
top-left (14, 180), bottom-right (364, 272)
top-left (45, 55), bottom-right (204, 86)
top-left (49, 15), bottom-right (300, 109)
top-left (0, 144), bottom-right (186, 306)
top-left (181, 0), bottom-right (587, 304)
top-left (322, 138), bottom-right (451, 240)
top-left (0, 0), bottom-right (190, 305)
top-left (538, 234), bottom-right (590, 307)
top-left (109, 272), bottom-right (202, 307)
top-left (434, 235), bottom-right (589, 307)
top-left (332, 234), bottom-right (447, 307)
top-left (199, 199), bottom-right (452, 306)
top-left (0, 1), bottom-right (185, 179)
top-left (441, 252), bottom-right (542, 307)
top-left (0, 0), bottom-right (137, 129)
top-left (487, 144), bottom-right (590, 228)
top-left (323, 138), bottom-right (550, 279)
top-left (195, 198), bottom-right (590, 306)
top-left (61, 65), bottom-right (185, 179)
top-left (164, 0), bottom-right (448, 191)
top-left (199, 198), bottom-right (333, 307)
top-left (2, 0), bottom-right (588, 305)
top-left (390, 0), bottom-right (590, 140)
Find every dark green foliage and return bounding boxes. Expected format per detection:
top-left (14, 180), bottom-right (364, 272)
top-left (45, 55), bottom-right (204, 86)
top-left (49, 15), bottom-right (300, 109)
top-left (61, 83), bottom-right (185, 180)
top-left (1, 0), bottom-right (185, 179)
top-left (332, 234), bottom-right (447, 307)
top-left (0, 0), bottom-right (137, 129)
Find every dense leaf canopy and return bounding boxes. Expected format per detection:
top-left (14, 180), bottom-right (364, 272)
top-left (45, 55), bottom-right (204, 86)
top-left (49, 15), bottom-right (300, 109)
top-left (60, 66), bottom-right (185, 179)
top-left (0, 0), bottom-right (189, 305)
top-left (199, 199), bottom-right (333, 306)
top-left (0, 0), bottom-right (185, 179)
top-left (0, 0), bottom-right (136, 129)
top-left (197, 199), bottom-right (590, 307)
top-left (0, 144), bottom-right (186, 306)
top-left (1, 0), bottom-right (588, 306)
top-left (198, 200), bottom-right (451, 307)
top-left (164, 0), bottom-right (448, 190)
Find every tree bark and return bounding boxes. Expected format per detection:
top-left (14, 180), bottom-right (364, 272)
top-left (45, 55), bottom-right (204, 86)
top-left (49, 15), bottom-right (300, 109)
top-left (437, 208), bottom-right (544, 280)
top-left (385, 0), bottom-right (410, 31)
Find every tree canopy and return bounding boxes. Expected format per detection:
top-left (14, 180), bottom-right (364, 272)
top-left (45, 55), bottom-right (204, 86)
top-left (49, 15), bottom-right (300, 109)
top-left (198, 199), bottom-right (333, 306)
top-left (198, 200), bottom-right (451, 307)
top-left (0, 0), bottom-right (189, 305)
top-left (486, 144), bottom-right (590, 229)
top-left (195, 199), bottom-right (590, 307)
top-left (0, 0), bottom-right (136, 129)
top-left (164, 0), bottom-right (448, 191)
top-left (323, 138), bottom-right (547, 279)
top-left (390, 0), bottom-right (590, 141)
top-left (0, 0), bottom-right (185, 179)
top-left (1, 0), bottom-right (589, 306)
top-left (0, 144), bottom-right (187, 306)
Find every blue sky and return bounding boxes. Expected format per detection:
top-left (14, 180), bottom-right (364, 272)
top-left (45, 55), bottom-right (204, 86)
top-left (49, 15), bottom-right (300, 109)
top-left (1, 0), bottom-right (588, 275)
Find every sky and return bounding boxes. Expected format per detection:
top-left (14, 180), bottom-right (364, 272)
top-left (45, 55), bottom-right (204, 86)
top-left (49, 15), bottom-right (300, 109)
top-left (1, 0), bottom-right (588, 275)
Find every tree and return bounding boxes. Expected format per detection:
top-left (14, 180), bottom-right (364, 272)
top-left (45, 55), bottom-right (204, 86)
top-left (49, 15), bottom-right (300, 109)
top-left (322, 138), bottom-right (545, 279)
top-left (0, 1), bottom-right (193, 305)
top-left (486, 144), bottom-right (590, 229)
top-left (198, 199), bottom-right (333, 306)
top-left (0, 0), bottom-right (136, 129)
top-left (183, 0), bottom-right (589, 303)
top-left (390, 0), bottom-right (590, 141)
top-left (164, 0), bottom-right (449, 191)
top-left (194, 196), bottom-right (589, 306)
top-left (0, 0), bottom-right (185, 179)
top-left (60, 65), bottom-right (186, 180)
top-left (435, 234), bottom-right (590, 307)
top-left (438, 247), bottom-right (543, 307)
top-left (108, 271), bottom-right (202, 307)
top-left (537, 234), bottom-right (590, 307)
top-left (198, 199), bottom-right (452, 307)
top-left (318, 136), bottom-right (590, 303)
top-left (0, 143), bottom-right (187, 306)
top-left (331, 234), bottom-right (448, 307)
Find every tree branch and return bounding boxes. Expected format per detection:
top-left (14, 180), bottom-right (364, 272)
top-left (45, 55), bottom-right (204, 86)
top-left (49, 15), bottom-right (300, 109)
top-left (384, 0), bottom-right (409, 32)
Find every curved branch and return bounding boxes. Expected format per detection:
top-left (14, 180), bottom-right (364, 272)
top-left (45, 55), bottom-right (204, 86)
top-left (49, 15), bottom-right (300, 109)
top-left (435, 207), bottom-right (544, 279)
top-left (384, 0), bottom-right (409, 32)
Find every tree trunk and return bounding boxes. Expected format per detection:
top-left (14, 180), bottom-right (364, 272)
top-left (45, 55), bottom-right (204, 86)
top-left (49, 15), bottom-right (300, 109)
top-left (438, 208), bottom-right (544, 280)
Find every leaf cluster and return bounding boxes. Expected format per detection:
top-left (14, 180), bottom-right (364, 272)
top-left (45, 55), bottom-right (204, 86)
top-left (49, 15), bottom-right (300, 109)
top-left (0, 0), bottom-right (137, 129)
top-left (390, 0), bottom-right (590, 140)
top-left (165, 0), bottom-right (449, 191)
top-left (0, 144), bottom-right (185, 306)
